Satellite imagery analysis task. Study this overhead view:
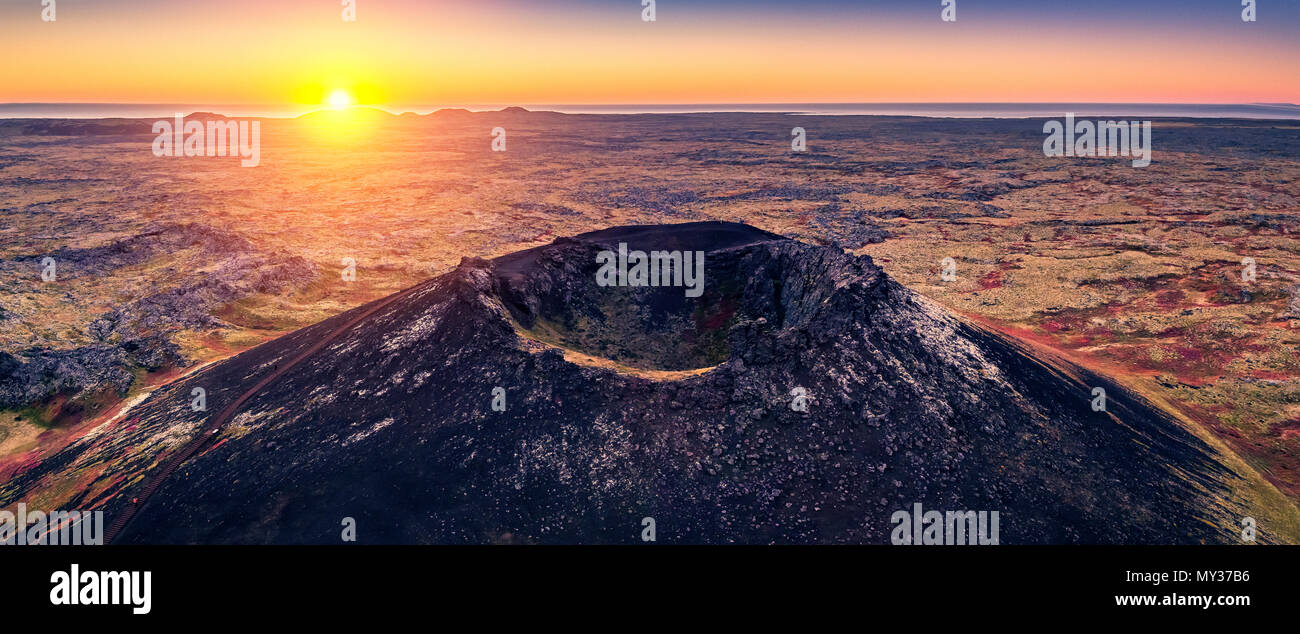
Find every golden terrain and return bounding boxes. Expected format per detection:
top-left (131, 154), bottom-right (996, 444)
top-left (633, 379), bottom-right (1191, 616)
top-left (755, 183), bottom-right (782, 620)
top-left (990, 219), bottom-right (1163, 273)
top-left (1, 111), bottom-right (1297, 532)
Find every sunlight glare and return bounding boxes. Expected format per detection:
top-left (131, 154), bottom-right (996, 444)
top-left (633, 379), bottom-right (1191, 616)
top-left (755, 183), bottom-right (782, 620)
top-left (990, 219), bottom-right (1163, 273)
top-left (326, 89), bottom-right (355, 110)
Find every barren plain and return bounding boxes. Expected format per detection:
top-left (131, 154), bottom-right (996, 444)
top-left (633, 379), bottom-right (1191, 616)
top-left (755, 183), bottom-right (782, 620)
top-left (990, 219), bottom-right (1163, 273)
top-left (1, 110), bottom-right (1297, 531)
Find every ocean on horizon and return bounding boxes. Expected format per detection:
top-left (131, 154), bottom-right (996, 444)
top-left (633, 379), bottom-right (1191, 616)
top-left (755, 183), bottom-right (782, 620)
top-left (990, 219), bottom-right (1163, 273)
top-left (2, 102), bottom-right (1298, 120)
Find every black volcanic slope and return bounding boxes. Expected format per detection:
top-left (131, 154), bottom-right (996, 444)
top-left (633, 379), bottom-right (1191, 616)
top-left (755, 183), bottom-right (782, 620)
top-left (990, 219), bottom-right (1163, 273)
top-left (11, 222), bottom-right (1253, 543)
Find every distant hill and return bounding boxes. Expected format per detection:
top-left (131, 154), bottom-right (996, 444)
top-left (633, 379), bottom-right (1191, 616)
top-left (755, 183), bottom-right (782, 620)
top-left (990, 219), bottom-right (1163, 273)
top-left (295, 106), bottom-right (399, 122)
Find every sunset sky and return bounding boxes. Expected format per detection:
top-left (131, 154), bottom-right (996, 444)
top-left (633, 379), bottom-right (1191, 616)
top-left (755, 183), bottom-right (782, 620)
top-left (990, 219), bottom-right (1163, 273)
top-left (1, 0), bottom-right (1296, 106)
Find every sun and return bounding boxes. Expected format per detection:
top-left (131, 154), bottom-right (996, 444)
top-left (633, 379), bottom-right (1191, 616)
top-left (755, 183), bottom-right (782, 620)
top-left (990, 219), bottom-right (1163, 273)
top-left (326, 89), bottom-right (355, 109)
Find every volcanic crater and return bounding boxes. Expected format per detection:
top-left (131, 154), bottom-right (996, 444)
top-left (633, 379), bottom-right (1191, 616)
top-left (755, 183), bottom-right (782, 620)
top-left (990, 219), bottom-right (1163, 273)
top-left (4, 222), bottom-right (1286, 544)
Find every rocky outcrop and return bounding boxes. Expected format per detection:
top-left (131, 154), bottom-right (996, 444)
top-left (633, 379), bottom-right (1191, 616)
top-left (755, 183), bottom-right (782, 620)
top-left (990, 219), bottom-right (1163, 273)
top-left (88, 252), bottom-right (317, 340)
top-left (1, 224), bottom-right (316, 412)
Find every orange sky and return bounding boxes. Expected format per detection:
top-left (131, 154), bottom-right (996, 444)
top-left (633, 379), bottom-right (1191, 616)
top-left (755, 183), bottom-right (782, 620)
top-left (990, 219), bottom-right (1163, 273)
top-left (0, 1), bottom-right (1295, 106)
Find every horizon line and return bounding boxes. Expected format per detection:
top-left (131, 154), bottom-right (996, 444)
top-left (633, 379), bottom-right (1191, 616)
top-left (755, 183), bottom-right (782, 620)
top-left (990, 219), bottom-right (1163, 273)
top-left (4, 100), bottom-right (1298, 107)
top-left (4, 101), bottom-right (1300, 121)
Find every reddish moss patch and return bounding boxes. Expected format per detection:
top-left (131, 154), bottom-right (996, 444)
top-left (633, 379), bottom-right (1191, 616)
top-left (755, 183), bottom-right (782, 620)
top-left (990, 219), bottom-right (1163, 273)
top-left (697, 296), bottom-right (737, 330)
top-left (1272, 419), bottom-right (1300, 441)
top-left (1155, 289), bottom-right (1185, 309)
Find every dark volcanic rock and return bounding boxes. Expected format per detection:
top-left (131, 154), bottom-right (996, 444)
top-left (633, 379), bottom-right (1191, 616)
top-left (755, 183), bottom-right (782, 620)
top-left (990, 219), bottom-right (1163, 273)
top-left (0, 335), bottom-right (183, 410)
top-left (0, 346), bottom-right (132, 410)
top-left (9, 222), bottom-right (1254, 544)
top-left (808, 205), bottom-right (891, 249)
top-left (12, 222), bottom-right (256, 280)
top-left (0, 224), bottom-right (316, 412)
top-left (88, 252), bottom-right (318, 340)
top-left (1245, 213), bottom-right (1298, 231)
